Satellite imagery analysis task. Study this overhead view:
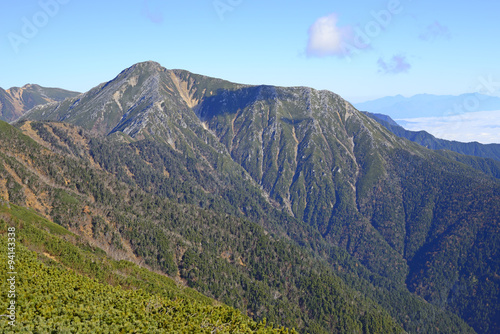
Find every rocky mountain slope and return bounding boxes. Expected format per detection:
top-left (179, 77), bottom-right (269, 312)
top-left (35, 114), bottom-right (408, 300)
top-left (16, 61), bottom-right (500, 333)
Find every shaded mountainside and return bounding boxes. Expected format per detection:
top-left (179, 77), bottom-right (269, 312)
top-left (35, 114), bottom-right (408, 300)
top-left (0, 84), bottom-right (79, 122)
top-left (15, 61), bottom-right (500, 333)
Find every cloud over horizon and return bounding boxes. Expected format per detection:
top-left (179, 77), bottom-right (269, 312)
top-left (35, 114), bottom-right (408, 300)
top-left (398, 110), bottom-right (500, 144)
top-left (377, 55), bottom-right (411, 74)
top-left (419, 21), bottom-right (451, 41)
top-left (306, 14), bottom-right (352, 57)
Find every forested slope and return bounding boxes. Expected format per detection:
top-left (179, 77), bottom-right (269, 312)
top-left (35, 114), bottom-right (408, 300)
top-left (0, 120), bottom-right (415, 333)
top-left (0, 203), bottom-right (293, 333)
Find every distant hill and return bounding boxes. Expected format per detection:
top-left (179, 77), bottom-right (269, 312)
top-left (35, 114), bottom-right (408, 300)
top-left (354, 93), bottom-right (500, 119)
top-left (0, 84), bottom-right (79, 122)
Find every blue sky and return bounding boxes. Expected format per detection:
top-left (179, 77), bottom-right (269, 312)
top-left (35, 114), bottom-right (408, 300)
top-left (1, 0), bottom-right (499, 103)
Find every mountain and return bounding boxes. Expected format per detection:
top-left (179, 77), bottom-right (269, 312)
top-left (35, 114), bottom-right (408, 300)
top-left (363, 111), bottom-right (500, 178)
top-left (15, 61), bottom-right (500, 333)
top-left (0, 84), bottom-right (79, 122)
top-left (353, 93), bottom-right (500, 119)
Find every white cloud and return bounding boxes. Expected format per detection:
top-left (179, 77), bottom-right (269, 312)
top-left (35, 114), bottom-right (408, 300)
top-left (398, 110), bottom-right (500, 144)
top-left (306, 14), bottom-right (350, 57)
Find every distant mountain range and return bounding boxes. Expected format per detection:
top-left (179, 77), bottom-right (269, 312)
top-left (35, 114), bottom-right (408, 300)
top-left (354, 93), bottom-right (500, 119)
top-left (3, 61), bottom-right (499, 333)
top-left (0, 84), bottom-right (79, 122)
top-left (363, 112), bottom-right (500, 177)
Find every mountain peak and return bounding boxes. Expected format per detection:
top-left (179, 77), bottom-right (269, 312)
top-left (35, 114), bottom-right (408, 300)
top-left (23, 83), bottom-right (40, 89)
top-left (19, 61), bottom-right (253, 137)
top-left (131, 60), bottom-right (165, 72)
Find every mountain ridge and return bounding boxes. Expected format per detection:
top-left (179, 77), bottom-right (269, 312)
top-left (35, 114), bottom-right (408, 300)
top-left (0, 83), bottom-right (79, 122)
